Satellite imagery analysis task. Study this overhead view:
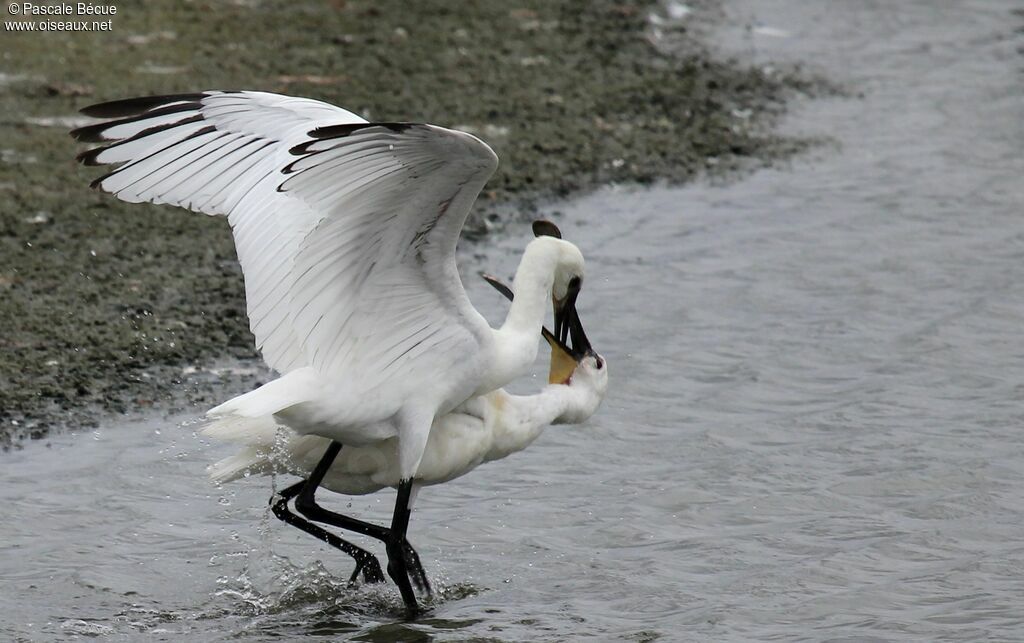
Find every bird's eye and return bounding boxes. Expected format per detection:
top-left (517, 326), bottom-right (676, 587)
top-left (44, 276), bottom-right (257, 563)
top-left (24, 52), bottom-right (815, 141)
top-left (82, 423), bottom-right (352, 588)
top-left (595, 356), bottom-right (604, 369)
top-left (568, 276), bottom-right (581, 291)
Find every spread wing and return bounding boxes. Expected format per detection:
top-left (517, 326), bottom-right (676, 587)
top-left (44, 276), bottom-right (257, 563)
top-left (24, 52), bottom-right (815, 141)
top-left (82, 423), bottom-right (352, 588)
top-left (73, 91), bottom-right (499, 404)
top-left (73, 91), bottom-right (366, 372)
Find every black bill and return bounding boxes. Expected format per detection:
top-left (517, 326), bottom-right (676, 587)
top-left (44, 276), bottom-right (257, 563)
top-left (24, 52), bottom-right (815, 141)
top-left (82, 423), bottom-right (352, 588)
top-left (481, 272), bottom-right (595, 363)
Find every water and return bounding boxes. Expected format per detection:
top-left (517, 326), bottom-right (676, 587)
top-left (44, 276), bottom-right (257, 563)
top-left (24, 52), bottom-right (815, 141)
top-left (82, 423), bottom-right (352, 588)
top-left (3, 1), bottom-right (1024, 640)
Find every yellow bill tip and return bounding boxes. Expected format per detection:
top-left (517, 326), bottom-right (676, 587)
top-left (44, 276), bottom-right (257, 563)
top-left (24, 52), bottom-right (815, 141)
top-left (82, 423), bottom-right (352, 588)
top-left (545, 331), bottom-right (577, 385)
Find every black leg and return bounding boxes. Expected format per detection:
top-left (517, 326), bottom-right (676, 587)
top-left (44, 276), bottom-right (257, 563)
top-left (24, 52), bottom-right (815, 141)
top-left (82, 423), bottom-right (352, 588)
top-left (270, 479), bottom-right (385, 584)
top-left (294, 442), bottom-right (391, 542)
top-left (292, 442), bottom-right (432, 597)
top-left (386, 478), bottom-right (419, 614)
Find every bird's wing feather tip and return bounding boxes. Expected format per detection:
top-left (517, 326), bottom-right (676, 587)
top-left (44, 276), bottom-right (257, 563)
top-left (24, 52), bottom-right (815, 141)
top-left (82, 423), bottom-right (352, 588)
top-left (79, 92), bottom-right (209, 118)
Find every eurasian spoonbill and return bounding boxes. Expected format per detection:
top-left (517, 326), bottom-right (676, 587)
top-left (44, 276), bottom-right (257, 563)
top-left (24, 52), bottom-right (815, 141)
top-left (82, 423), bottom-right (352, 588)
top-left (72, 91), bottom-right (594, 612)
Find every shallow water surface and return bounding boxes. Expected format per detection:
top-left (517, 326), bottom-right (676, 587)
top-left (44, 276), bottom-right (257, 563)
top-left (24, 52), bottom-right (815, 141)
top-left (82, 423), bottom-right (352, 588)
top-left (3, 1), bottom-right (1024, 640)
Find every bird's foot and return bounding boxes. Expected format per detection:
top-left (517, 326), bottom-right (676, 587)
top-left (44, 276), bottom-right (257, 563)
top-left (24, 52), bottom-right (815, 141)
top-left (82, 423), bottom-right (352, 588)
top-left (386, 543), bottom-right (420, 615)
top-left (349, 554), bottom-right (386, 585)
top-left (403, 539), bottom-right (432, 596)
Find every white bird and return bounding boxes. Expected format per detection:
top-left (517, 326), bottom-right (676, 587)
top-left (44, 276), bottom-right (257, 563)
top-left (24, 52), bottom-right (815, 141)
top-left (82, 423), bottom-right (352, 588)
top-left (72, 90), bottom-right (593, 612)
top-left (205, 280), bottom-right (607, 493)
top-left (203, 284), bottom-right (607, 585)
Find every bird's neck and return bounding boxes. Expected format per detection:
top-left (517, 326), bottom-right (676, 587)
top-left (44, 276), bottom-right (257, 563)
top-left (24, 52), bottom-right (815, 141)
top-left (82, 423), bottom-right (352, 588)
top-left (484, 386), bottom-right (575, 462)
top-left (502, 242), bottom-right (557, 337)
top-left (481, 243), bottom-right (558, 393)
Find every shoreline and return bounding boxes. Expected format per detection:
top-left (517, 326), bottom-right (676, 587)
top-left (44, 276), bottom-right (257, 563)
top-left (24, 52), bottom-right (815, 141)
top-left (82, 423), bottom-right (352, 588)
top-left (0, 0), bottom-right (818, 447)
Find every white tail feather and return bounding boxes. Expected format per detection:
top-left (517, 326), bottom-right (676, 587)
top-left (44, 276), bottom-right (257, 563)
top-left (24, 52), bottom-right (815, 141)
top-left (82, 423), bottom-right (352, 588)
top-left (202, 413), bottom-right (278, 444)
top-left (203, 413), bottom-right (281, 483)
top-left (208, 446), bottom-right (275, 484)
top-left (207, 367), bottom-right (319, 418)
top-left (202, 404), bottom-right (331, 485)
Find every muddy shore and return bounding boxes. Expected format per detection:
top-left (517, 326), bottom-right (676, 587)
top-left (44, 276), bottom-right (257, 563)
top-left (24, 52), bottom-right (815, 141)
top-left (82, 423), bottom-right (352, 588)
top-left (0, 0), bottom-right (816, 447)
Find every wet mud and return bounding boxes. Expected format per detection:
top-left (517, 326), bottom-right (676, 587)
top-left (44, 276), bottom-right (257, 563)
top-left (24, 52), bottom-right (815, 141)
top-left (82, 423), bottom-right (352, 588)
top-left (0, 0), bottom-right (816, 446)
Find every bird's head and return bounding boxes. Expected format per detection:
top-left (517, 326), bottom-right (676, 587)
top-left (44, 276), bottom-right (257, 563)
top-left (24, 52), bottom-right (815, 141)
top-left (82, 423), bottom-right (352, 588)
top-left (543, 317), bottom-right (608, 424)
top-left (481, 268), bottom-right (607, 424)
top-left (530, 220), bottom-right (586, 346)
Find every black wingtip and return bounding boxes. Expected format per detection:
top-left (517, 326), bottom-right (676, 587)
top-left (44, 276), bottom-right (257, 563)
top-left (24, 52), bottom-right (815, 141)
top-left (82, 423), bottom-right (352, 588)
top-left (308, 123), bottom-right (376, 140)
top-left (309, 122), bottom-right (415, 140)
top-left (79, 93), bottom-right (208, 118)
top-left (288, 121), bottom-right (415, 155)
top-left (70, 102), bottom-right (205, 142)
top-left (73, 117), bottom-right (208, 167)
top-left (288, 140), bottom-right (315, 156)
top-left (88, 174), bottom-right (109, 190)
top-left (482, 271), bottom-right (556, 341)
top-left (480, 272), bottom-right (515, 302)
top-left (289, 122), bottom-right (417, 156)
top-left (70, 123), bottom-right (107, 143)
top-left (75, 121), bottom-right (215, 169)
top-left (76, 147), bottom-right (104, 166)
